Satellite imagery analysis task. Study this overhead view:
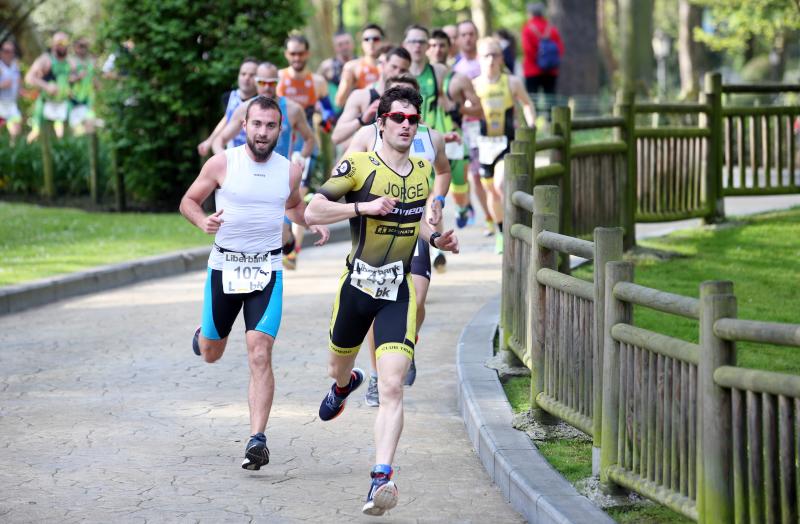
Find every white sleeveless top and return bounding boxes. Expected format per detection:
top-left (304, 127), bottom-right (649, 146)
top-left (371, 123), bottom-right (436, 163)
top-left (208, 145), bottom-right (290, 271)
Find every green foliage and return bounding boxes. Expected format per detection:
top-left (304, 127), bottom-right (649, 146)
top-left (692, 0), bottom-right (800, 53)
top-left (0, 133), bottom-right (111, 197)
top-left (97, 0), bottom-right (304, 206)
top-left (0, 201), bottom-right (209, 285)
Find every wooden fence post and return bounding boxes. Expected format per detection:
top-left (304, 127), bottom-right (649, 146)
top-left (529, 185), bottom-right (559, 422)
top-left (40, 120), bottom-right (55, 200)
top-left (500, 151), bottom-right (529, 364)
top-left (111, 145), bottom-right (126, 211)
top-left (600, 260), bottom-right (634, 491)
top-left (88, 132), bottom-right (99, 204)
top-left (592, 227), bottom-right (625, 474)
top-left (698, 280), bottom-right (736, 523)
top-left (515, 126), bottom-right (537, 183)
top-left (704, 72), bottom-right (725, 223)
top-left (614, 89), bottom-right (636, 250)
top-left (550, 106), bottom-right (572, 246)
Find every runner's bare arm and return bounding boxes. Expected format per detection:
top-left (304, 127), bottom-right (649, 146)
top-left (288, 99), bottom-right (317, 158)
top-left (286, 161), bottom-right (330, 244)
top-left (212, 104), bottom-right (247, 154)
top-left (419, 220), bottom-right (460, 254)
top-left (314, 73), bottom-right (329, 99)
top-left (430, 131), bottom-right (452, 198)
top-left (200, 113), bottom-right (230, 156)
top-left (338, 125), bottom-right (372, 160)
top-left (510, 76), bottom-right (536, 127)
top-left (305, 193), bottom-right (397, 226)
top-left (455, 73), bottom-right (485, 120)
top-left (334, 60), bottom-right (357, 108)
top-left (179, 153), bottom-right (227, 234)
top-left (25, 55), bottom-right (56, 95)
top-left (331, 88), bottom-right (367, 145)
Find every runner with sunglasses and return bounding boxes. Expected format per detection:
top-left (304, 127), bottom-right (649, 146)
top-left (331, 46), bottom-right (411, 149)
top-left (277, 34), bottom-right (333, 269)
top-left (181, 96), bottom-right (329, 472)
top-left (473, 37), bottom-right (536, 254)
top-left (197, 57), bottom-right (258, 156)
top-left (334, 24), bottom-right (384, 109)
top-left (305, 86), bottom-right (459, 516)
top-left (339, 74), bottom-right (454, 407)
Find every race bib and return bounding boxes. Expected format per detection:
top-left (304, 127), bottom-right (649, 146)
top-left (477, 135), bottom-right (509, 165)
top-left (221, 252), bottom-right (272, 294)
top-left (68, 104), bottom-right (90, 127)
top-left (462, 120), bottom-right (481, 149)
top-left (43, 101), bottom-right (68, 122)
top-left (445, 139), bottom-right (464, 161)
top-left (350, 258), bottom-right (404, 301)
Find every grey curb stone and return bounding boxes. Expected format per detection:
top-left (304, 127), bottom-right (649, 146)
top-left (456, 296), bottom-right (614, 524)
top-left (0, 221), bottom-right (350, 316)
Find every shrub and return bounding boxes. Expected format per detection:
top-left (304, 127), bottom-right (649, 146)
top-left (98, 0), bottom-right (305, 208)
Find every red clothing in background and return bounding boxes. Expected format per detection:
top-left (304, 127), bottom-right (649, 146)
top-left (521, 15), bottom-right (564, 77)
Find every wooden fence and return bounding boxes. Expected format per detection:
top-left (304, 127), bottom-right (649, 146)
top-left (500, 180), bottom-right (800, 523)
top-left (529, 73), bottom-right (800, 249)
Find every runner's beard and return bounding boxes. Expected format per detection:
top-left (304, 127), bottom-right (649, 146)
top-left (247, 135), bottom-right (276, 161)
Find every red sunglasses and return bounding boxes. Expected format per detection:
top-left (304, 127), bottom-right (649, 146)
top-left (382, 112), bottom-right (421, 125)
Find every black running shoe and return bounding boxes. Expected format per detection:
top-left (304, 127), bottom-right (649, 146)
top-left (241, 432), bottom-right (269, 470)
top-left (433, 251), bottom-right (446, 272)
top-left (192, 327), bottom-right (201, 356)
top-left (319, 368), bottom-right (364, 421)
top-left (362, 465), bottom-right (398, 516)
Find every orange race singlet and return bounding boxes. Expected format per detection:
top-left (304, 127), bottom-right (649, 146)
top-left (277, 68), bottom-right (318, 111)
top-left (355, 58), bottom-right (380, 89)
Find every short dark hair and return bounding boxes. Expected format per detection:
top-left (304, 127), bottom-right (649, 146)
top-left (457, 20), bottom-right (478, 33)
top-left (245, 95), bottom-right (283, 122)
top-left (385, 74), bottom-right (419, 91)
top-left (241, 56), bottom-right (259, 67)
top-left (404, 24), bottom-right (429, 40)
top-left (430, 29), bottom-right (451, 47)
top-left (334, 29), bottom-right (350, 38)
top-left (285, 34), bottom-right (309, 51)
top-left (384, 46), bottom-right (411, 63)
top-left (377, 86), bottom-right (422, 122)
top-left (362, 23), bottom-right (385, 37)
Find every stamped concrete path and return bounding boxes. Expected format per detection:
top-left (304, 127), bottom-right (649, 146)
top-left (0, 219), bottom-right (524, 523)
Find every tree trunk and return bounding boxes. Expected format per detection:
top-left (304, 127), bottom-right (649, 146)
top-left (632, 0), bottom-right (654, 95)
top-left (678, 0), bottom-right (703, 100)
top-left (307, 0), bottom-right (335, 69)
top-left (550, 0), bottom-right (600, 96)
top-left (0, 0), bottom-right (45, 63)
top-left (381, 0), bottom-right (414, 44)
top-left (597, 0), bottom-right (618, 87)
top-left (471, 0), bottom-right (492, 38)
top-left (618, 0), bottom-right (653, 96)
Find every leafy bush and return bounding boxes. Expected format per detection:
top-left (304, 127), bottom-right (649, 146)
top-left (98, 0), bottom-right (305, 207)
top-left (0, 133), bottom-right (112, 197)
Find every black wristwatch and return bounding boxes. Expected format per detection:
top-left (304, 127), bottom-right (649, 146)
top-left (429, 231), bottom-right (442, 248)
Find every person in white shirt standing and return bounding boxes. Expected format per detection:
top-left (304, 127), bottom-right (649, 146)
top-left (179, 96), bottom-right (330, 471)
top-left (0, 40), bottom-right (22, 144)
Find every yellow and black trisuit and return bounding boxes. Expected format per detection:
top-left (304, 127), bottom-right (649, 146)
top-left (319, 151), bottom-right (431, 360)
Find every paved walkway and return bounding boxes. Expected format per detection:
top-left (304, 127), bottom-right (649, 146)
top-left (0, 216), bottom-right (523, 522)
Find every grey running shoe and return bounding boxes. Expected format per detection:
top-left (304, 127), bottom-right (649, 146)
top-left (362, 465), bottom-right (398, 516)
top-left (404, 356), bottom-right (417, 387)
top-left (365, 375), bottom-right (379, 407)
top-left (241, 432), bottom-right (269, 470)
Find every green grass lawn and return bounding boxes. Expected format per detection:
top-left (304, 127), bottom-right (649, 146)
top-left (574, 207), bottom-right (800, 374)
top-left (0, 202), bottom-right (209, 286)
top-left (503, 208), bottom-right (800, 523)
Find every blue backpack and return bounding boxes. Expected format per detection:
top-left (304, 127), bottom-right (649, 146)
top-left (533, 23), bottom-right (560, 71)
